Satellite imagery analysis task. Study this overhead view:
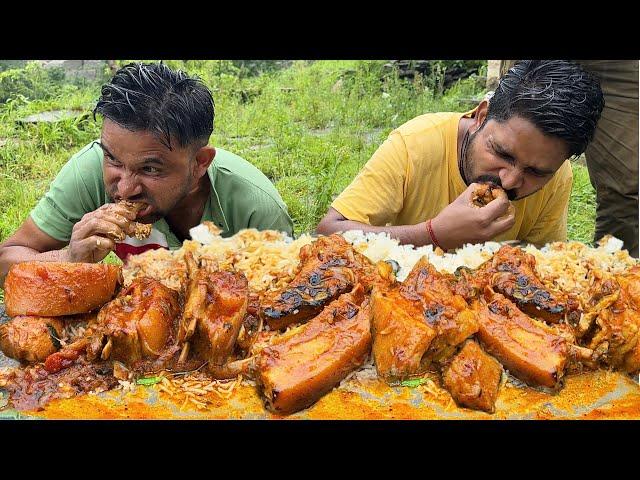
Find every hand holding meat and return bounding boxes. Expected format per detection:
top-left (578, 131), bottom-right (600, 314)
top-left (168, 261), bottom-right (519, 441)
top-left (67, 202), bottom-right (150, 263)
top-left (429, 183), bottom-right (515, 250)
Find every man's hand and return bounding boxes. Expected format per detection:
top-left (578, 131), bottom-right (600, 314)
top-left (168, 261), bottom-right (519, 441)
top-left (430, 183), bottom-right (515, 250)
top-left (67, 204), bottom-right (137, 262)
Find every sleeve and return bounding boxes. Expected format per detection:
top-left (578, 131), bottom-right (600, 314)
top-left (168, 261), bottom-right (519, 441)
top-left (29, 143), bottom-right (103, 242)
top-left (523, 161), bottom-right (573, 245)
top-left (331, 132), bottom-right (409, 225)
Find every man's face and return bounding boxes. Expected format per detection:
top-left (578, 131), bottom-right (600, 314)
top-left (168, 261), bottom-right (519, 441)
top-left (99, 119), bottom-right (199, 223)
top-left (462, 104), bottom-right (570, 201)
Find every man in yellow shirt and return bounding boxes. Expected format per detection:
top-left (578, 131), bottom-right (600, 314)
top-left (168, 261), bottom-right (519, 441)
top-left (317, 60), bottom-right (605, 250)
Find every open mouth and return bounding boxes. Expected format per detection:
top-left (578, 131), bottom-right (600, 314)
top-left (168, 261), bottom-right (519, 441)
top-left (137, 204), bottom-right (153, 218)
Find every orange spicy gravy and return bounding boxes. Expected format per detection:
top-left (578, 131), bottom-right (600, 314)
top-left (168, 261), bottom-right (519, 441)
top-left (19, 369), bottom-right (640, 420)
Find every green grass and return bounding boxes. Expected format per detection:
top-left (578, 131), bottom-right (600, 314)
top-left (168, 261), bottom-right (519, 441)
top-left (568, 160), bottom-right (596, 243)
top-left (0, 60), bottom-right (597, 302)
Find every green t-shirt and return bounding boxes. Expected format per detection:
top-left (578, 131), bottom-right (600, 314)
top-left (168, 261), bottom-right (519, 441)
top-left (30, 141), bottom-right (294, 250)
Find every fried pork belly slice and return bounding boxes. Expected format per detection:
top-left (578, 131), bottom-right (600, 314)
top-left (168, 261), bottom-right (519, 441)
top-left (458, 245), bottom-right (581, 325)
top-left (442, 340), bottom-right (503, 414)
top-left (256, 284), bottom-right (371, 415)
top-left (477, 291), bottom-right (570, 389)
top-left (401, 257), bottom-right (479, 365)
top-left (86, 277), bottom-right (180, 365)
top-left (4, 262), bottom-right (121, 317)
top-left (0, 316), bottom-right (65, 363)
top-left (581, 265), bottom-right (640, 373)
top-left (258, 234), bottom-right (375, 331)
top-left (370, 285), bottom-right (436, 380)
top-left (178, 268), bottom-right (249, 369)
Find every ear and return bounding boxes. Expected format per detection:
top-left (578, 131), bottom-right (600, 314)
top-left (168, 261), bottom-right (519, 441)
top-left (473, 100), bottom-right (489, 133)
top-left (194, 146), bottom-right (216, 176)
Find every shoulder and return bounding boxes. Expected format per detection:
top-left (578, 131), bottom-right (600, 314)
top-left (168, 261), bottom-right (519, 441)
top-left (526, 160), bottom-right (573, 209)
top-left (388, 112), bottom-right (460, 166)
top-left (69, 140), bottom-right (104, 167)
top-left (210, 148), bottom-right (287, 209)
top-left (544, 160), bottom-right (574, 192)
top-left (51, 140), bottom-right (104, 189)
top-left (65, 140), bottom-right (105, 197)
top-left (212, 148), bottom-right (271, 185)
top-left (555, 160), bottom-right (573, 181)
top-left (393, 112), bottom-right (460, 139)
top-left (57, 141), bottom-right (104, 186)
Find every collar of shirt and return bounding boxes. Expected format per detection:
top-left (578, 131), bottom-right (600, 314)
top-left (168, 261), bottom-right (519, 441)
top-left (206, 163), bottom-right (230, 234)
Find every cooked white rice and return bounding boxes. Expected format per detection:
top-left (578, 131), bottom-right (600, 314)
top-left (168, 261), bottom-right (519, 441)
top-left (341, 230), bottom-right (502, 281)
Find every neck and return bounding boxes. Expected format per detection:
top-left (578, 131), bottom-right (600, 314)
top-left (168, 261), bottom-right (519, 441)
top-left (165, 175), bottom-right (210, 239)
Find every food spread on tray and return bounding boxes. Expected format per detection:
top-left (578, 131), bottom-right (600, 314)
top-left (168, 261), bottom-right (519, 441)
top-left (1, 223), bottom-right (639, 418)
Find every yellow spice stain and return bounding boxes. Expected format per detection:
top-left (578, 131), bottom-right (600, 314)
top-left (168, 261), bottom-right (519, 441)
top-left (17, 369), bottom-right (640, 420)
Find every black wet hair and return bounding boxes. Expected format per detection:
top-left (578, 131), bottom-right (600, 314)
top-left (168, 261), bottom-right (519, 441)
top-left (94, 62), bottom-right (214, 150)
top-left (487, 60), bottom-right (604, 157)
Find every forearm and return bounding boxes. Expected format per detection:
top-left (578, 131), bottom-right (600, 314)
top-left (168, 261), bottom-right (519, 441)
top-left (0, 245), bottom-right (70, 288)
top-left (316, 218), bottom-right (432, 248)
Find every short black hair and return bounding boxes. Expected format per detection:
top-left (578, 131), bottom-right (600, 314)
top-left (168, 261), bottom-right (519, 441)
top-left (488, 60), bottom-right (604, 157)
top-left (94, 62), bottom-right (214, 150)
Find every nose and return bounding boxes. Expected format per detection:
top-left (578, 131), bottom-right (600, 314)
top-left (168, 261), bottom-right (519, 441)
top-left (499, 167), bottom-right (524, 191)
top-left (116, 171), bottom-right (143, 199)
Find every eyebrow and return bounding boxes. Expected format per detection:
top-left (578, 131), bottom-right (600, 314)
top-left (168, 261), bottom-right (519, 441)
top-left (140, 157), bottom-right (165, 166)
top-left (490, 139), bottom-right (555, 175)
top-left (96, 141), bottom-right (166, 167)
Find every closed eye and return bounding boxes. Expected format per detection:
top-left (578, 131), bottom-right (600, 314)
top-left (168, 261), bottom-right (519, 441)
top-left (526, 167), bottom-right (551, 178)
top-left (489, 140), bottom-right (515, 165)
top-left (494, 147), bottom-right (515, 165)
top-left (104, 153), bottom-right (122, 167)
top-left (142, 165), bottom-right (161, 174)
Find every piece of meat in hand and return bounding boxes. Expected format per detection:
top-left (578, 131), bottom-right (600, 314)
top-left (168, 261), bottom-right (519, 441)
top-left (256, 284), bottom-right (371, 415)
top-left (87, 277), bottom-right (180, 366)
top-left (0, 316), bottom-right (65, 363)
top-left (470, 183), bottom-right (515, 219)
top-left (259, 234), bottom-right (368, 330)
top-left (178, 267), bottom-right (249, 371)
top-left (442, 339), bottom-right (504, 414)
top-left (106, 200), bottom-right (152, 240)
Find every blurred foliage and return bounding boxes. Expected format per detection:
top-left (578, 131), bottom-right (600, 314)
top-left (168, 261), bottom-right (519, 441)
top-left (0, 59), bottom-right (594, 247)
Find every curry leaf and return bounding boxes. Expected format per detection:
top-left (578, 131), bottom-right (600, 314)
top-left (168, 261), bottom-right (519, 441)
top-left (400, 378), bottom-right (427, 388)
top-left (136, 376), bottom-right (161, 386)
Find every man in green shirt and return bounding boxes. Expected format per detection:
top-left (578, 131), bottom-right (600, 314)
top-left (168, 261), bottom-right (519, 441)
top-left (0, 62), bottom-right (293, 285)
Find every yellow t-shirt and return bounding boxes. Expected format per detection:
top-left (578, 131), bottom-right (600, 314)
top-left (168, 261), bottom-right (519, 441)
top-left (331, 111), bottom-right (573, 245)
